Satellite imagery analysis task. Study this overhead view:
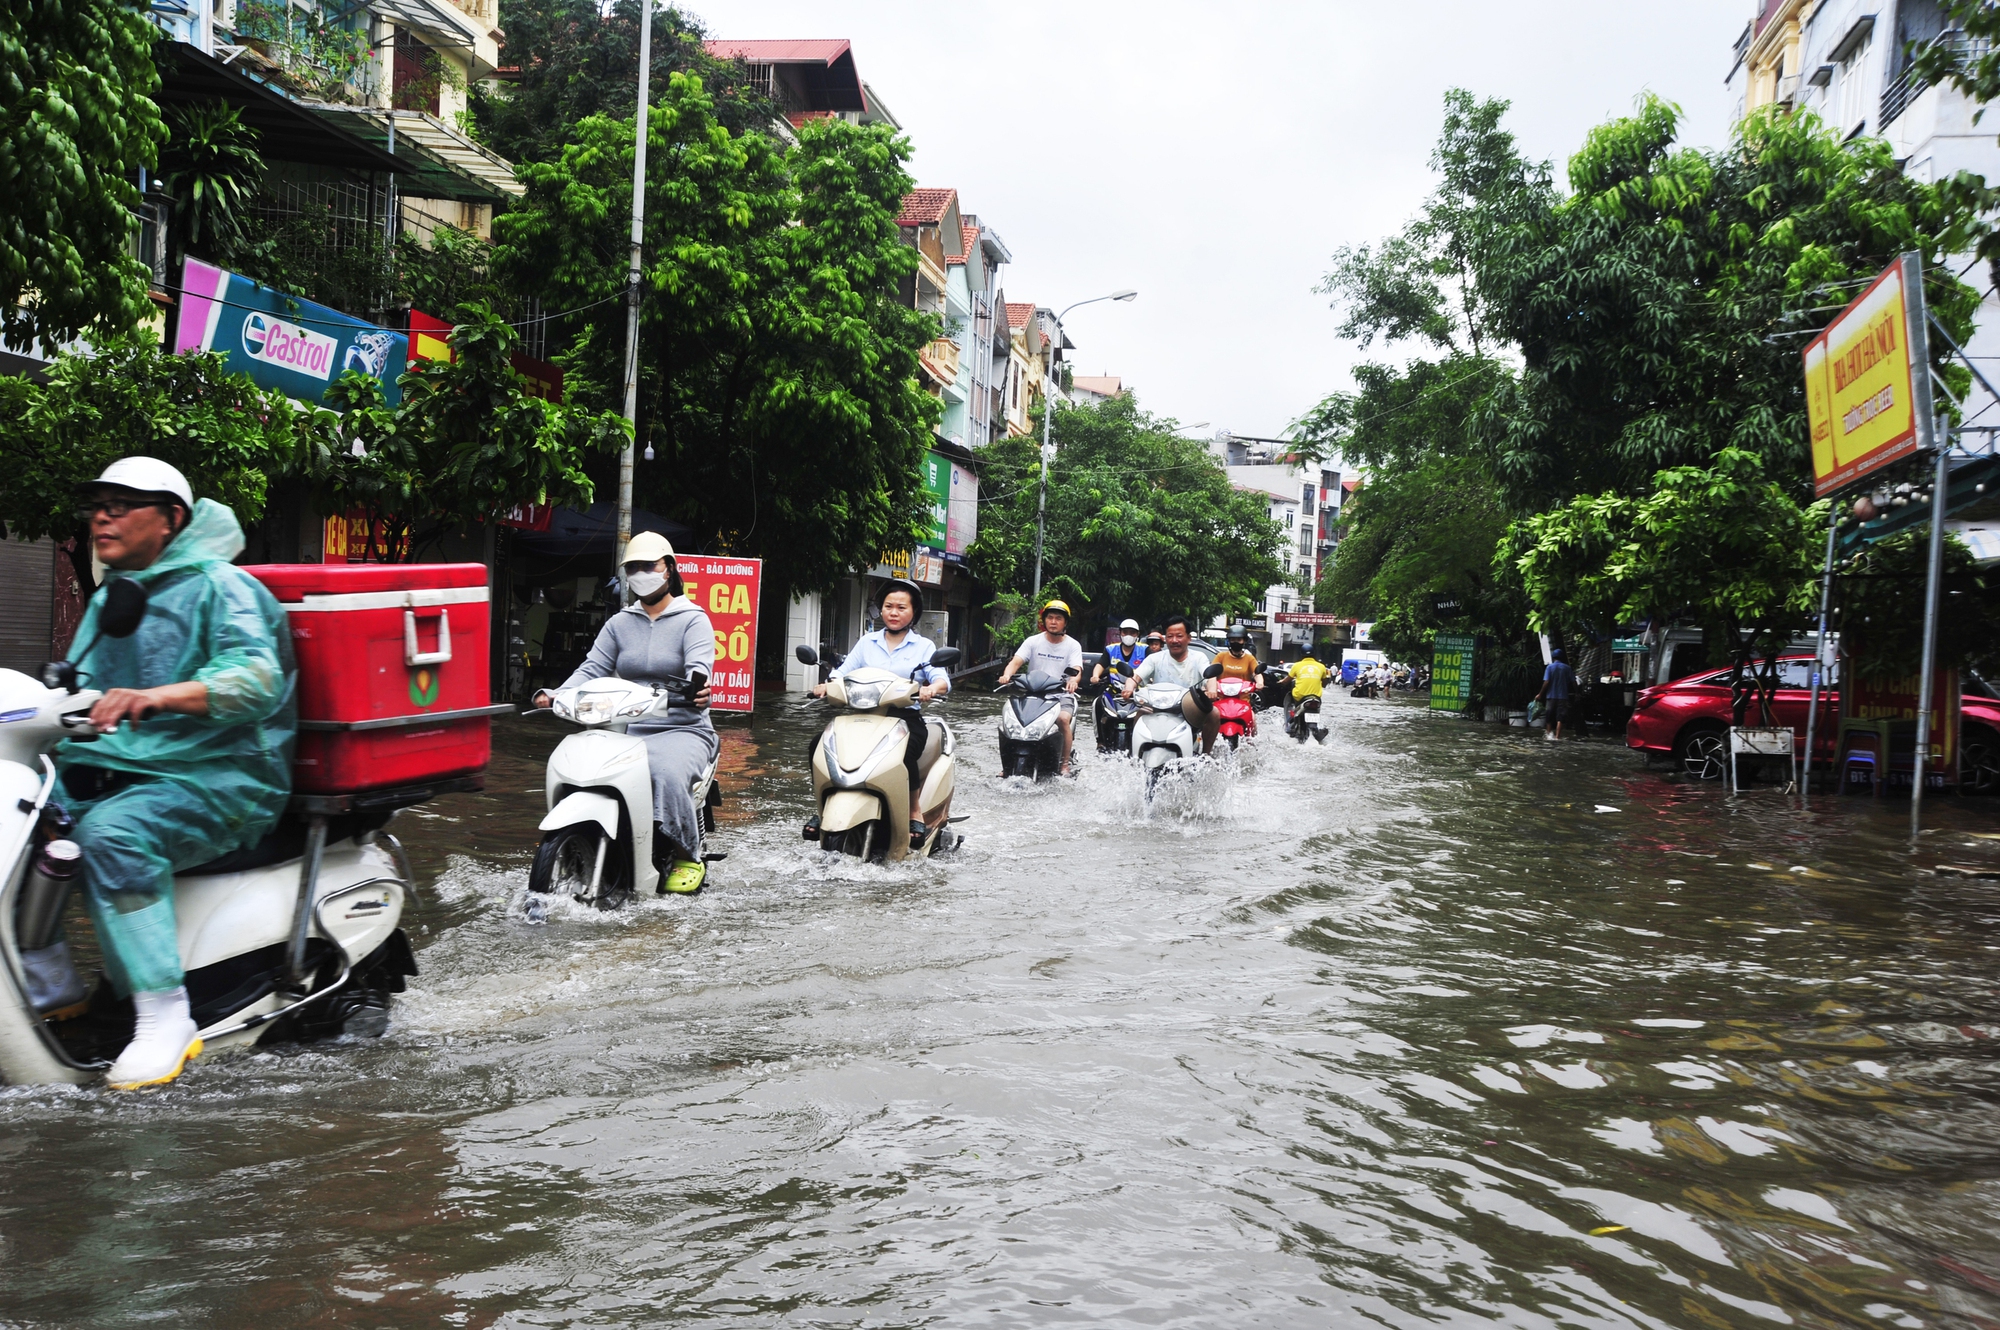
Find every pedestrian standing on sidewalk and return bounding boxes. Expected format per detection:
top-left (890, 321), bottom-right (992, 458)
top-left (1537, 648), bottom-right (1576, 742)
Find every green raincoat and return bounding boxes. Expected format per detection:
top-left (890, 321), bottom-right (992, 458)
top-left (56, 499), bottom-right (296, 995)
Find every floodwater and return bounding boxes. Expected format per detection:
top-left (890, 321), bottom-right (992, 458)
top-left (5, 691), bottom-right (2000, 1328)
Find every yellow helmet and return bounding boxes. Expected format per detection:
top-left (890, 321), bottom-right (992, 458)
top-left (1040, 599), bottom-right (1072, 619)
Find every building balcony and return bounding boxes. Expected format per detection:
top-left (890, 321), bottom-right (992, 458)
top-left (919, 337), bottom-right (961, 387)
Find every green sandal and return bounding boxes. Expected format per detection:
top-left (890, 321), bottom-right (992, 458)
top-left (663, 859), bottom-right (707, 894)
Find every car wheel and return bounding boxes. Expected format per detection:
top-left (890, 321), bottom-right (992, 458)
top-left (1675, 724), bottom-right (1729, 782)
top-left (1963, 727), bottom-right (2000, 795)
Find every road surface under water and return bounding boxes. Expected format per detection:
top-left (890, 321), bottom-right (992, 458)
top-left (4, 690), bottom-right (2000, 1328)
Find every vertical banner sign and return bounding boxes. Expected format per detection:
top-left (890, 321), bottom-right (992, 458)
top-left (945, 460), bottom-right (978, 562)
top-left (1431, 633), bottom-right (1476, 711)
top-left (175, 259), bottom-right (408, 407)
top-left (921, 451), bottom-right (951, 551)
top-left (676, 555), bottom-right (761, 712)
top-left (1803, 255), bottom-right (1936, 497)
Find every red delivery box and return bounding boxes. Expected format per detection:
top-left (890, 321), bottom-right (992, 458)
top-left (244, 564), bottom-right (504, 793)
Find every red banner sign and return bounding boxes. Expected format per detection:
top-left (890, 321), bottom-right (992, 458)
top-left (1274, 611), bottom-right (1344, 625)
top-left (1844, 666), bottom-right (1960, 785)
top-left (676, 555), bottom-right (762, 712)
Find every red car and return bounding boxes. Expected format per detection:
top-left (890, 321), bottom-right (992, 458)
top-left (1624, 656), bottom-right (2000, 791)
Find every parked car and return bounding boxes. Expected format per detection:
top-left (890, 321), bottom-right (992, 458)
top-left (1624, 656), bottom-right (2000, 792)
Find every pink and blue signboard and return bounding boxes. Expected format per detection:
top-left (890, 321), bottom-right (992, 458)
top-left (174, 259), bottom-right (408, 407)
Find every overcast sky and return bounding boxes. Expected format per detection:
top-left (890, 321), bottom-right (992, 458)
top-left (693, 1), bottom-right (1751, 440)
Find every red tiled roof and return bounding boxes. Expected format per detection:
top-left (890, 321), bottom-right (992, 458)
top-left (703, 39), bottom-right (851, 64)
top-left (961, 224), bottom-right (978, 257)
top-left (896, 187), bottom-right (956, 228)
top-left (1005, 301), bottom-right (1036, 330)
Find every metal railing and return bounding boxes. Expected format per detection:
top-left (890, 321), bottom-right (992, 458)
top-left (1882, 31), bottom-right (1993, 128)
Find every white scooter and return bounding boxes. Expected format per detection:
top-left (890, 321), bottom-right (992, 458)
top-left (794, 645), bottom-right (962, 862)
top-left (530, 673), bottom-right (721, 905)
top-left (0, 582), bottom-right (419, 1087)
top-left (1131, 680), bottom-right (1202, 801)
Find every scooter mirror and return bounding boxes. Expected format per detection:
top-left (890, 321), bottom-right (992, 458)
top-left (930, 647), bottom-right (961, 668)
top-left (1202, 663), bottom-right (1224, 679)
top-left (99, 577), bottom-right (148, 639)
top-left (794, 645), bottom-right (819, 666)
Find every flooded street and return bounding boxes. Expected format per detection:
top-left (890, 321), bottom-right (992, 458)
top-left (5, 691), bottom-right (2000, 1328)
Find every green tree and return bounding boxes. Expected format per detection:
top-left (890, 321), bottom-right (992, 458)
top-left (494, 76), bottom-right (938, 599)
top-left (1836, 529), bottom-right (2000, 680)
top-left (311, 304), bottom-right (627, 560)
top-left (1475, 98), bottom-right (1979, 513)
top-left (969, 396), bottom-right (1285, 646)
top-left (1503, 448), bottom-right (1824, 648)
top-left (1, 0), bottom-right (166, 351)
top-left (0, 334), bottom-right (317, 585)
top-left (159, 101), bottom-right (264, 260)
top-left (473, 0), bottom-right (771, 165)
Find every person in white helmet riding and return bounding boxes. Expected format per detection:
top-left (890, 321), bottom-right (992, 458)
top-left (55, 458), bottom-right (296, 1090)
top-left (536, 533), bottom-right (716, 893)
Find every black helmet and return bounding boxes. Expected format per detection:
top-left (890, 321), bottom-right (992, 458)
top-left (1226, 621), bottom-right (1249, 643)
top-left (876, 578), bottom-right (925, 617)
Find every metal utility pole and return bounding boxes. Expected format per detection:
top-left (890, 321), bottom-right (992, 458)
top-left (1902, 252), bottom-right (1940, 837)
top-left (616, 0), bottom-right (653, 585)
top-left (1800, 508), bottom-right (1839, 801)
top-left (1030, 289), bottom-right (1137, 601)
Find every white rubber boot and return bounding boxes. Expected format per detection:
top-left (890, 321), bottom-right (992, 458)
top-left (106, 987), bottom-right (202, 1090)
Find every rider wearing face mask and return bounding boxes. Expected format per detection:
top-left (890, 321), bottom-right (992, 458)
top-left (1090, 618), bottom-right (1148, 690)
top-left (535, 533), bottom-right (716, 893)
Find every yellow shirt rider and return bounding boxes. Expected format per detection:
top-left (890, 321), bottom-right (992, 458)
top-left (1286, 655), bottom-right (1331, 699)
top-left (1213, 623), bottom-right (1259, 681)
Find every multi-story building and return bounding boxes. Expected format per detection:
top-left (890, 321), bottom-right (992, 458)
top-left (1216, 436), bottom-right (1344, 659)
top-left (1069, 375), bottom-right (1124, 406)
top-left (700, 39), bottom-right (902, 139)
top-left (1727, 0), bottom-right (2000, 423)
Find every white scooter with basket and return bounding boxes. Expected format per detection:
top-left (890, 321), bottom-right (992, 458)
top-left (528, 671), bottom-right (721, 905)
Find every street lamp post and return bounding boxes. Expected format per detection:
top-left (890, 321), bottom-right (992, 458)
top-left (1030, 289), bottom-right (1137, 601)
top-left (615, 0), bottom-right (654, 587)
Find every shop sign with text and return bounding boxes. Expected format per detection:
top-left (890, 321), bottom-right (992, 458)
top-left (1803, 256), bottom-right (1933, 497)
top-left (676, 556), bottom-right (761, 712)
top-left (176, 259), bottom-right (406, 407)
top-left (1431, 633), bottom-right (1475, 711)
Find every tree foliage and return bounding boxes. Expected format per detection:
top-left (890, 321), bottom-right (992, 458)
top-left (1477, 99), bottom-right (1979, 513)
top-left (1837, 530), bottom-right (2000, 680)
top-left (473, 0), bottom-right (771, 165)
top-left (310, 304), bottom-right (627, 560)
top-left (1, 0), bottom-right (166, 351)
top-left (494, 76), bottom-right (938, 598)
top-left (159, 101), bottom-right (264, 257)
top-left (0, 334), bottom-right (315, 555)
top-left (969, 396), bottom-right (1285, 641)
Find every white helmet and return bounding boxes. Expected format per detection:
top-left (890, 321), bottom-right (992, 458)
top-left (620, 531), bottom-right (675, 567)
top-left (1119, 618), bottom-right (1140, 632)
top-left (83, 456), bottom-right (194, 511)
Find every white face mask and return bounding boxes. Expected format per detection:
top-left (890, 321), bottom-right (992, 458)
top-left (1121, 634), bottom-right (1138, 647)
top-left (626, 571), bottom-right (668, 600)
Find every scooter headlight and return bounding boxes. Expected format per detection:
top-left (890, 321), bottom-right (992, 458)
top-left (573, 695), bottom-right (617, 724)
top-left (843, 681), bottom-right (886, 711)
top-left (618, 691), bottom-right (662, 717)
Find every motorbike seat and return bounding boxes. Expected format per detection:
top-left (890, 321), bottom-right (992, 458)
top-left (180, 809), bottom-right (386, 876)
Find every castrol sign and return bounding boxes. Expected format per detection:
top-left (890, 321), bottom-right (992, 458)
top-left (241, 312), bottom-right (337, 381)
top-left (173, 258), bottom-right (408, 407)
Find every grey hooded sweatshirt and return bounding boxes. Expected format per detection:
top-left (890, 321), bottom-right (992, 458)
top-left (558, 596), bottom-right (718, 859)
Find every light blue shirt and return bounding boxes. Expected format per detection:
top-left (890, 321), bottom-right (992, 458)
top-left (840, 629), bottom-right (950, 692)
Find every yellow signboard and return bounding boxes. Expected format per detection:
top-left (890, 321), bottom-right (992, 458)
top-left (1803, 255), bottom-right (1933, 497)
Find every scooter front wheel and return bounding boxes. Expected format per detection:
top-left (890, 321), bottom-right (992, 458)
top-left (529, 824), bottom-right (627, 906)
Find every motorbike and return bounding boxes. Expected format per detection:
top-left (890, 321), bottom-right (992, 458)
top-left (1255, 666), bottom-right (1293, 714)
top-left (795, 645), bottom-right (962, 862)
top-left (1131, 679), bottom-right (1202, 800)
top-left (1285, 689), bottom-right (1328, 743)
top-left (1093, 664), bottom-right (1141, 756)
top-left (529, 672), bottom-right (721, 906)
top-left (1000, 667), bottom-right (1080, 779)
top-left (1213, 674), bottom-right (1258, 749)
top-left (0, 580), bottom-right (419, 1087)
